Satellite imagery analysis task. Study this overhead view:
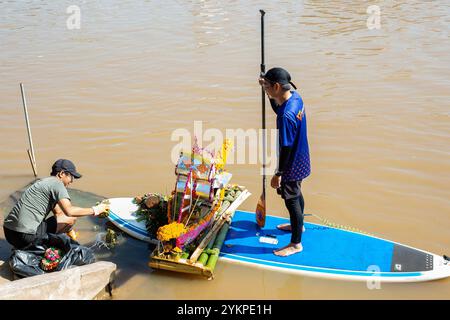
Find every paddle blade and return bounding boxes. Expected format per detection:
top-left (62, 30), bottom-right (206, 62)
top-left (255, 193), bottom-right (266, 228)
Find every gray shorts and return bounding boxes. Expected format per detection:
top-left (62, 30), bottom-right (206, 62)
top-left (277, 180), bottom-right (302, 199)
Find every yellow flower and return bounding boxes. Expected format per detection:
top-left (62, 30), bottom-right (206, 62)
top-left (157, 222), bottom-right (187, 241)
top-left (215, 139), bottom-right (233, 171)
top-left (172, 247), bottom-right (182, 253)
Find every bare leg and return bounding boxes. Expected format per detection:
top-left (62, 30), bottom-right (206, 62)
top-left (54, 211), bottom-right (77, 234)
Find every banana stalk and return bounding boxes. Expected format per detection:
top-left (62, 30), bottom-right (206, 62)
top-left (205, 220), bottom-right (231, 271)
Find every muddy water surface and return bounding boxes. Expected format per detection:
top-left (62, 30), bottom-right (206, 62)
top-left (0, 1), bottom-right (449, 299)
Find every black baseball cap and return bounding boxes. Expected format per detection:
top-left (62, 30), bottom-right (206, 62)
top-left (262, 67), bottom-right (297, 90)
top-left (51, 159), bottom-right (82, 179)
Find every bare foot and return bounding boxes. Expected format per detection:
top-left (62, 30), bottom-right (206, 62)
top-left (273, 243), bottom-right (303, 257)
top-left (276, 223), bottom-right (306, 232)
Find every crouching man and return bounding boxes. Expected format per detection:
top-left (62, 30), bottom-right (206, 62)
top-left (2, 159), bottom-right (108, 249)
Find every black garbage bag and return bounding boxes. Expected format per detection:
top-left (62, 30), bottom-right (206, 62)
top-left (8, 233), bottom-right (96, 278)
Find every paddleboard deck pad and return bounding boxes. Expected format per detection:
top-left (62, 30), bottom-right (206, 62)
top-left (220, 211), bottom-right (450, 282)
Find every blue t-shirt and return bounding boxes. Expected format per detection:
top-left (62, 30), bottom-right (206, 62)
top-left (276, 91), bottom-right (311, 182)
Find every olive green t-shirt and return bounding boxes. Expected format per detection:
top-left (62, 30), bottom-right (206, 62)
top-left (3, 177), bottom-right (70, 234)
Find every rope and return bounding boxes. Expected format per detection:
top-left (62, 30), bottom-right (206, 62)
top-left (307, 213), bottom-right (374, 236)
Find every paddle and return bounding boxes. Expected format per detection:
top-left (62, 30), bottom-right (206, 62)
top-left (256, 9), bottom-right (266, 228)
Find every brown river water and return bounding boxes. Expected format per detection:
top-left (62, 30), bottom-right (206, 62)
top-left (0, 1), bottom-right (449, 299)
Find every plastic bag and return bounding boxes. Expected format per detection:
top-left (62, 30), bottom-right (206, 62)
top-left (8, 233), bottom-right (96, 278)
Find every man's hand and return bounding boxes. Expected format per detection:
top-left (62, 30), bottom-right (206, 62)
top-left (92, 203), bottom-right (109, 216)
top-left (271, 175), bottom-right (281, 189)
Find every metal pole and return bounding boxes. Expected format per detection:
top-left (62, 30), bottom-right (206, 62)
top-left (20, 83), bottom-right (38, 177)
top-left (255, 10), bottom-right (267, 228)
top-left (260, 10), bottom-right (266, 202)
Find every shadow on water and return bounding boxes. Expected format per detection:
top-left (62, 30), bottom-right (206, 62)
top-left (56, 188), bottom-right (156, 290)
top-left (0, 181), bottom-right (156, 290)
top-left (0, 239), bottom-right (14, 282)
top-left (0, 238), bottom-right (13, 262)
top-left (0, 175), bottom-right (37, 205)
top-left (0, 178), bottom-right (37, 266)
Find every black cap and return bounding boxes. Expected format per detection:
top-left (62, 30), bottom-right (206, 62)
top-left (51, 159), bottom-right (82, 179)
top-left (263, 67), bottom-right (297, 90)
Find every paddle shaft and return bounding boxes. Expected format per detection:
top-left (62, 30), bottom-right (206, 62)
top-left (260, 9), bottom-right (266, 202)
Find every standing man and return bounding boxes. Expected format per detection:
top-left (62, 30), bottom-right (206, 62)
top-left (3, 159), bottom-right (109, 249)
top-left (259, 67), bottom-right (311, 257)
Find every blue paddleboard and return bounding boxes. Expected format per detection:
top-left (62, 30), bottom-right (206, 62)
top-left (220, 211), bottom-right (450, 282)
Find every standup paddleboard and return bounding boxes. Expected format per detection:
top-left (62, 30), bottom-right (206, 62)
top-left (220, 211), bottom-right (450, 283)
top-left (106, 197), bottom-right (157, 244)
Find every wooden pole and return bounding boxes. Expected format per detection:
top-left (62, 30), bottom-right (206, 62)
top-left (20, 83), bottom-right (37, 177)
top-left (27, 149), bottom-right (37, 177)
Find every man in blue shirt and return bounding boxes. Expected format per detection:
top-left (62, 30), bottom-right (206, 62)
top-left (260, 67), bottom-right (311, 256)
